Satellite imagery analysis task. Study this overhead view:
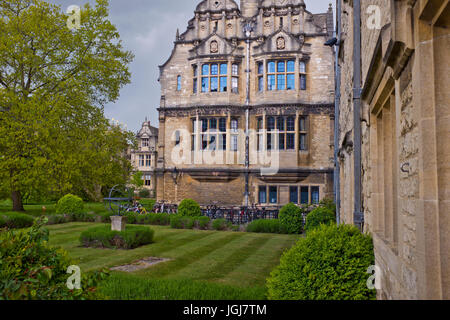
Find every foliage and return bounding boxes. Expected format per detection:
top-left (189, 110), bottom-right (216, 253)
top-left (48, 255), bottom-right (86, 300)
top-left (278, 203), bottom-right (304, 234)
top-left (56, 194), bottom-right (84, 215)
top-left (138, 189), bottom-right (150, 199)
top-left (130, 171), bottom-right (144, 190)
top-left (139, 199), bottom-right (156, 211)
top-left (212, 218), bottom-right (231, 231)
top-left (0, 0), bottom-right (134, 210)
top-left (267, 224), bottom-right (376, 300)
top-left (45, 214), bottom-right (70, 226)
top-left (0, 217), bottom-right (108, 299)
top-left (79, 225), bottom-right (154, 249)
top-left (319, 198), bottom-right (337, 214)
top-left (99, 273), bottom-right (266, 300)
top-left (304, 207), bottom-right (336, 233)
top-left (195, 216), bottom-right (210, 230)
top-left (0, 212), bottom-right (35, 229)
top-left (177, 199), bottom-right (201, 217)
top-left (170, 215), bottom-right (195, 230)
top-left (246, 219), bottom-right (288, 234)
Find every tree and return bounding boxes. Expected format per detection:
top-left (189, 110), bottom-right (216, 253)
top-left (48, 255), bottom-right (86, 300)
top-left (130, 171), bottom-right (144, 191)
top-left (0, 0), bottom-right (134, 210)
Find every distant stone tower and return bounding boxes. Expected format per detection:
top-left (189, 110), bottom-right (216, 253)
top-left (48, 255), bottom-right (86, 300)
top-left (240, 0), bottom-right (259, 18)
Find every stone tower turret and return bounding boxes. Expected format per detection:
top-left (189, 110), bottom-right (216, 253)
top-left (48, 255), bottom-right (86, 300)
top-left (240, 0), bottom-right (259, 18)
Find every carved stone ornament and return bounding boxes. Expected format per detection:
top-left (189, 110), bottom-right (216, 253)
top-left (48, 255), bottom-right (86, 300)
top-left (276, 37), bottom-right (285, 50)
top-left (210, 40), bottom-right (219, 53)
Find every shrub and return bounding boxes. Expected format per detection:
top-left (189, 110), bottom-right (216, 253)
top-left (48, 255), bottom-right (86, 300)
top-left (140, 199), bottom-right (156, 211)
top-left (79, 225), bottom-right (154, 249)
top-left (178, 199), bottom-right (201, 217)
top-left (319, 198), bottom-right (337, 214)
top-left (195, 216), bottom-right (210, 230)
top-left (0, 212), bottom-right (35, 229)
top-left (99, 212), bottom-right (113, 223)
top-left (170, 215), bottom-right (195, 229)
top-left (0, 217), bottom-right (108, 300)
top-left (267, 224), bottom-right (376, 300)
top-left (125, 212), bottom-right (139, 224)
top-left (212, 218), bottom-right (231, 231)
top-left (278, 203), bottom-right (303, 234)
top-left (56, 194), bottom-right (84, 215)
top-left (246, 219), bottom-right (287, 234)
top-left (304, 207), bottom-right (336, 233)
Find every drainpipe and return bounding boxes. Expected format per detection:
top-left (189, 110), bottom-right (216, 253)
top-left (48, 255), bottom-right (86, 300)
top-left (244, 22), bottom-right (253, 207)
top-left (353, 0), bottom-right (364, 230)
top-left (334, 0), bottom-right (341, 225)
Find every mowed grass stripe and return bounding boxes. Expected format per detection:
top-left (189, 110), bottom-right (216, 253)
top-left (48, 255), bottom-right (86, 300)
top-left (73, 230), bottom-right (218, 271)
top-left (136, 232), bottom-right (245, 279)
top-left (171, 233), bottom-right (271, 282)
top-left (224, 235), bottom-right (300, 287)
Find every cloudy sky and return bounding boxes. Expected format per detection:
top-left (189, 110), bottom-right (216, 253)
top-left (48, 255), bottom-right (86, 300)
top-left (48, 0), bottom-right (333, 132)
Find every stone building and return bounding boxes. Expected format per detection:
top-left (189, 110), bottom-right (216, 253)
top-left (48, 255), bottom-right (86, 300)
top-left (130, 120), bottom-right (159, 197)
top-left (337, 0), bottom-right (449, 299)
top-left (155, 0), bottom-right (335, 207)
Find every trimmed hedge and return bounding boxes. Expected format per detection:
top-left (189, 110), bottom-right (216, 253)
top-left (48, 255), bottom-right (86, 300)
top-left (56, 194), bottom-right (84, 215)
top-left (79, 225), bottom-right (155, 249)
top-left (246, 219), bottom-right (288, 234)
top-left (304, 207), bottom-right (336, 233)
top-left (212, 218), bottom-right (231, 231)
top-left (278, 203), bottom-right (303, 234)
top-left (267, 224), bottom-right (376, 300)
top-left (170, 215), bottom-right (195, 229)
top-left (178, 199), bottom-right (201, 217)
top-left (0, 212), bottom-right (35, 229)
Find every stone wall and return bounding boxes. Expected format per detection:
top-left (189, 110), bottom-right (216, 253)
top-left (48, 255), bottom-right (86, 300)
top-left (338, 0), bottom-right (449, 300)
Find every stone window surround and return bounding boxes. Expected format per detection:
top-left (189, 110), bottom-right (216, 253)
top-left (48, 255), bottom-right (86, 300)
top-left (190, 116), bottom-right (240, 152)
top-left (256, 114), bottom-right (309, 152)
top-left (191, 60), bottom-right (240, 94)
top-left (257, 184), bottom-right (321, 205)
top-left (255, 57), bottom-right (308, 92)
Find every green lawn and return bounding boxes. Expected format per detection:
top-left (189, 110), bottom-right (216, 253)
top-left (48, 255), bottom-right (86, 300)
top-left (0, 199), bottom-right (108, 216)
top-left (46, 222), bottom-right (300, 300)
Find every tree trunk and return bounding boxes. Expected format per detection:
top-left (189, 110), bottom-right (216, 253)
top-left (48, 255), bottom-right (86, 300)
top-left (11, 190), bottom-right (25, 212)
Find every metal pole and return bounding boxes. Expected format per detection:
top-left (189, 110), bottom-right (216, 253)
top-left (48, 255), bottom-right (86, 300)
top-left (353, 0), bottom-right (364, 230)
top-left (244, 22), bottom-right (253, 208)
top-left (334, 0), bottom-right (341, 225)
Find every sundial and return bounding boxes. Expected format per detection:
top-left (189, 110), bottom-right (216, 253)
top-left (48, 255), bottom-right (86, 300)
top-left (104, 184), bottom-right (134, 216)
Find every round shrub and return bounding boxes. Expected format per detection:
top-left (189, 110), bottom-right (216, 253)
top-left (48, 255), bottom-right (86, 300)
top-left (178, 199), bottom-right (201, 217)
top-left (80, 225), bottom-right (154, 249)
top-left (305, 207), bottom-right (336, 233)
top-left (278, 203), bottom-right (303, 234)
top-left (56, 194), bottom-right (84, 215)
top-left (0, 213), bottom-right (35, 229)
top-left (319, 198), bottom-right (337, 214)
top-left (267, 224), bottom-right (376, 300)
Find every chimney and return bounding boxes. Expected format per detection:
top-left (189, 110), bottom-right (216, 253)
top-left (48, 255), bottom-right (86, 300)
top-left (240, 0), bottom-right (259, 18)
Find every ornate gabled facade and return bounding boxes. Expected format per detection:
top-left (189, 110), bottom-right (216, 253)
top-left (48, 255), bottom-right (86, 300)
top-left (130, 120), bottom-right (158, 197)
top-left (156, 0), bottom-right (335, 207)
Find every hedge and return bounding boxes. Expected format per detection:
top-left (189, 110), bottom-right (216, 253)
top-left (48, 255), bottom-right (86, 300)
top-left (79, 225), bottom-right (155, 249)
top-left (212, 218), bottom-right (231, 231)
top-left (246, 219), bottom-right (288, 234)
top-left (267, 224), bottom-right (376, 300)
top-left (0, 212), bottom-right (35, 229)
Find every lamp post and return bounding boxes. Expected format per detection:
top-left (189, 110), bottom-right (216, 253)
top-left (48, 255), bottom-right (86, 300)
top-left (171, 167), bottom-right (180, 203)
top-left (243, 22), bottom-right (253, 208)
